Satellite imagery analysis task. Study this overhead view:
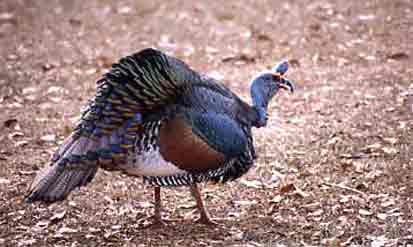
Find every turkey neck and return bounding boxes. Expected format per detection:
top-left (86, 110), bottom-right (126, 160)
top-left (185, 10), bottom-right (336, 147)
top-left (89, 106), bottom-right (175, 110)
top-left (250, 77), bottom-right (279, 128)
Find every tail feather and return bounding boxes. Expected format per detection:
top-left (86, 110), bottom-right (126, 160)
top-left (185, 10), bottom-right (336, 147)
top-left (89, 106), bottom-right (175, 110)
top-left (26, 117), bottom-right (139, 203)
top-left (25, 134), bottom-right (100, 203)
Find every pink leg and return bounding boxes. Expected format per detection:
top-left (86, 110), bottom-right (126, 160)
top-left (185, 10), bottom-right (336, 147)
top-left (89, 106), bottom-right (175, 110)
top-left (153, 186), bottom-right (163, 224)
top-left (142, 187), bottom-right (166, 227)
top-left (190, 183), bottom-right (217, 225)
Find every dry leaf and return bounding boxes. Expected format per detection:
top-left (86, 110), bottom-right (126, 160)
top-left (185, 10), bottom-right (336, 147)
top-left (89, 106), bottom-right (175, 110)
top-left (359, 209), bottom-right (373, 216)
top-left (36, 220), bottom-right (49, 228)
top-left (58, 226), bottom-right (78, 234)
top-left (9, 132), bottom-right (24, 138)
top-left (293, 186), bottom-right (310, 198)
top-left (0, 178), bottom-right (10, 184)
top-left (42, 63), bottom-right (55, 72)
top-left (111, 225), bottom-right (121, 230)
top-left (47, 86), bottom-right (66, 94)
top-left (40, 134), bottom-right (56, 142)
top-left (15, 140), bottom-right (29, 147)
top-left (50, 211), bottom-right (66, 223)
top-left (377, 213), bottom-right (387, 220)
top-left (381, 147), bottom-right (398, 155)
top-left (136, 201), bottom-right (152, 208)
top-left (22, 87), bottom-right (37, 95)
top-left (380, 199), bottom-right (395, 208)
top-left (269, 195), bottom-right (284, 203)
top-left (310, 209), bottom-right (324, 217)
top-left (386, 52), bottom-right (409, 60)
top-left (178, 203), bottom-right (196, 209)
top-left (370, 235), bottom-right (389, 247)
top-left (364, 143), bottom-right (381, 151)
top-left (205, 46), bottom-right (219, 54)
top-left (280, 183), bottom-right (295, 194)
top-left (88, 227), bottom-right (100, 233)
top-left (383, 138), bottom-right (397, 145)
top-left (234, 200), bottom-right (257, 206)
top-left (240, 179), bottom-right (263, 189)
top-left (3, 118), bottom-right (17, 128)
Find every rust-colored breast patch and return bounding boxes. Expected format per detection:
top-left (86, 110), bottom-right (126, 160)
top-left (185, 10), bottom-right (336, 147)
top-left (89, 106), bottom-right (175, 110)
top-left (159, 117), bottom-right (226, 173)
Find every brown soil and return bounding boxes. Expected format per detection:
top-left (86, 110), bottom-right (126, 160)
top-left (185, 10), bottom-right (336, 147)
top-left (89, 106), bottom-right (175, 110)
top-left (0, 0), bottom-right (412, 246)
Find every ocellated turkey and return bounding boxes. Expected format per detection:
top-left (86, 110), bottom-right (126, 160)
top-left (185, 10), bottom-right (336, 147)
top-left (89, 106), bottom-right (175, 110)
top-left (26, 48), bottom-right (294, 225)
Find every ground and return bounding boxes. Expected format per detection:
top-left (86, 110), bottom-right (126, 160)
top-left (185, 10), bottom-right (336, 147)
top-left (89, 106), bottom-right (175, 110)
top-left (0, 0), bottom-right (412, 246)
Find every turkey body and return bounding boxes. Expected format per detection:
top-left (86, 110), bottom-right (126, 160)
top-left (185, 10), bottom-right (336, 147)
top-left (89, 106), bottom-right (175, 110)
top-left (26, 48), bottom-right (294, 225)
top-left (118, 82), bottom-right (256, 186)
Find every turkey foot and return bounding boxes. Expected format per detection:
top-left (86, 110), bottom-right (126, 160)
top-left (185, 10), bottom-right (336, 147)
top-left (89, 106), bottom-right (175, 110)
top-left (141, 187), bottom-right (168, 228)
top-left (142, 215), bottom-right (170, 228)
top-left (190, 183), bottom-right (220, 226)
top-left (195, 214), bottom-right (219, 226)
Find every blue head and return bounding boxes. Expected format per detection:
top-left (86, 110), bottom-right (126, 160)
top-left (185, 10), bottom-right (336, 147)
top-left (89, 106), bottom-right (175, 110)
top-left (250, 60), bottom-right (294, 128)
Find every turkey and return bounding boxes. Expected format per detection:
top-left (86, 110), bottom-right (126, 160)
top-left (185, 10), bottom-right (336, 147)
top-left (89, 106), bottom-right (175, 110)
top-left (26, 48), bottom-right (294, 225)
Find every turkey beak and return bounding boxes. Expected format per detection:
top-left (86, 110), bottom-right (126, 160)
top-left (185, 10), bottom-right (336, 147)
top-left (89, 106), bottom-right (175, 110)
top-left (274, 73), bottom-right (295, 93)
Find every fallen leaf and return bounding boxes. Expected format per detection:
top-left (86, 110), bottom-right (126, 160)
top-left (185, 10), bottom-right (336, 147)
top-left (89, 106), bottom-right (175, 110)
top-left (364, 143), bottom-right (381, 151)
top-left (18, 239), bottom-right (37, 246)
top-left (0, 12), bottom-right (14, 20)
top-left (377, 213), bottom-right (387, 220)
top-left (50, 211), bottom-right (66, 223)
top-left (178, 203), bottom-right (196, 209)
top-left (36, 220), bottom-right (49, 228)
top-left (310, 209), bottom-right (324, 217)
top-left (381, 147), bottom-right (398, 155)
top-left (370, 235), bottom-right (388, 247)
top-left (3, 118), bottom-right (17, 128)
top-left (0, 178), bottom-right (10, 184)
top-left (88, 227), bottom-right (100, 233)
top-left (380, 200), bottom-right (395, 208)
top-left (15, 140), bottom-right (29, 147)
top-left (42, 63), bottom-right (55, 72)
top-left (240, 179), bottom-right (263, 189)
top-left (289, 58), bottom-right (301, 67)
top-left (58, 226), bottom-right (78, 234)
top-left (234, 200), bottom-right (257, 206)
top-left (293, 185), bottom-right (310, 198)
top-left (22, 87), bottom-right (37, 95)
top-left (111, 225), bottom-right (121, 230)
top-left (382, 138), bottom-right (398, 145)
top-left (8, 132), bottom-right (24, 138)
top-left (269, 195), bottom-right (284, 203)
top-left (47, 86), bottom-right (66, 94)
top-left (18, 170), bottom-right (35, 175)
top-left (256, 33), bottom-right (272, 42)
top-left (40, 134), bottom-right (56, 142)
top-left (221, 54), bottom-right (255, 63)
top-left (358, 14), bottom-right (375, 21)
top-left (68, 18), bottom-right (82, 26)
top-left (117, 6), bottom-right (132, 14)
top-left (280, 183), bottom-right (295, 194)
top-left (205, 46), bottom-right (219, 54)
top-left (386, 52), bottom-right (409, 60)
top-left (359, 209), bottom-right (373, 216)
top-left (136, 201), bottom-right (152, 208)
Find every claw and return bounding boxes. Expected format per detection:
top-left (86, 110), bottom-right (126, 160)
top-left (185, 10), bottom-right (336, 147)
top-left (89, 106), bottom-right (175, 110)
top-left (195, 216), bottom-right (220, 226)
top-left (141, 215), bottom-right (170, 229)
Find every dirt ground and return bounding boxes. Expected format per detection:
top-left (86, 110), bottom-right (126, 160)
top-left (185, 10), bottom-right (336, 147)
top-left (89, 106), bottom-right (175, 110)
top-left (0, 0), bottom-right (412, 246)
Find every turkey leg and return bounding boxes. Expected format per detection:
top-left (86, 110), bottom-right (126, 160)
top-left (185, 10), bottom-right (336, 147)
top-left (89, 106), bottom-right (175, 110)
top-left (190, 183), bottom-right (217, 225)
top-left (153, 186), bottom-right (163, 224)
top-left (142, 186), bottom-right (165, 227)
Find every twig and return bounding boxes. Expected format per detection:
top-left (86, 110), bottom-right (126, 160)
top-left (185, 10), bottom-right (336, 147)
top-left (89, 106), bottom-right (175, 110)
top-left (321, 182), bottom-right (367, 197)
